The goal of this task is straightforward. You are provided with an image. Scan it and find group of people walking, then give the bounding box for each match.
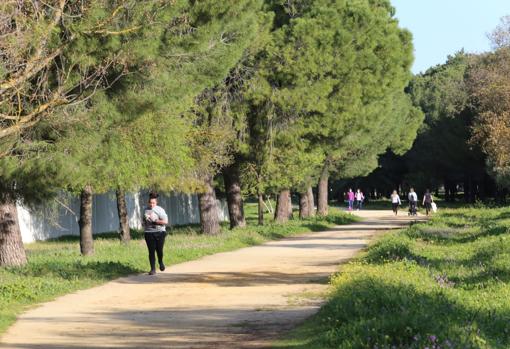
[345,187,435,216]
[390,188,435,216]
[346,188,365,211]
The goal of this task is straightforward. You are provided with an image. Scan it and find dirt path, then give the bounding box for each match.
[1,210,422,349]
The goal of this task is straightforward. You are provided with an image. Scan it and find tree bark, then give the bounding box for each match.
[79,185,94,256]
[275,189,291,223]
[288,192,294,219]
[116,188,130,243]
[198,175,220,235]
[317,166,329,216]
[307,186,315,217]
[257,193,264,226]
[299,191,310,219]
[223,165,246,229]
[0,197,27,267]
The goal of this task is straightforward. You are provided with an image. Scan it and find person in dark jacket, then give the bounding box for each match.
[422,189,434,216]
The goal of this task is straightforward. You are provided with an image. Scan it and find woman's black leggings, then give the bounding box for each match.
[144,231,166,271]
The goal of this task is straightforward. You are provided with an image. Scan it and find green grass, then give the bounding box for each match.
[0,205,357,335]
[274,206,510,349]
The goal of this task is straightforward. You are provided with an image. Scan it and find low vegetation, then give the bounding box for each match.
[275,207,510,349]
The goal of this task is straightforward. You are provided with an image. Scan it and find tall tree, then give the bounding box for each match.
[187,2,268,233]
[469,45,510,187]
[246,0,420,216]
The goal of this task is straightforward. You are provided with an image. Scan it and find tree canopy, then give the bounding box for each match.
[0,0,428,265]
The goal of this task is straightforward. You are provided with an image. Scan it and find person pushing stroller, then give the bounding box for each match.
[408,188,418,216]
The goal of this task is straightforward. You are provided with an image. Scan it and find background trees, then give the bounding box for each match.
[343,44,510,202]
[406,52,488,202]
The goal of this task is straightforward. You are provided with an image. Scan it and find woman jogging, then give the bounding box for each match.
[391,190,401,216]
[143,192,168,275]
[422,189,434,216]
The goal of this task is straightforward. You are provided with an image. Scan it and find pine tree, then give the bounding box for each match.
[238,0,420,218]
[469,46,510,188]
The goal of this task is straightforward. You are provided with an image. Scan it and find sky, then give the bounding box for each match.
[390,0,510,74]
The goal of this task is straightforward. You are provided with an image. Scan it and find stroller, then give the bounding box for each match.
[408,201,418,216]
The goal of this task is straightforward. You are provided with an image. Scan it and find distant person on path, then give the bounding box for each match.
[422,189,434,216]
[408,187,418,216]
[355,189,364,210]
[143,192,169,275]
[347,189,355,211]
[390,190,401,215]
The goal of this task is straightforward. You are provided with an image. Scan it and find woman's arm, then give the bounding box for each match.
[153,218,168,225]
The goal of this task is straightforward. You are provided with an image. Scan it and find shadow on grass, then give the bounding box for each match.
[275,277,510,349]
[11,260,141,280]
[48,230,145,242]
[47,224,207,243]
[302,223,331,231]
[405,221,509,244]
[365,228,510,292]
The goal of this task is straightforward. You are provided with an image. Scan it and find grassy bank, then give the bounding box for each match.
[275,207,510,349]
[0,205,356,335]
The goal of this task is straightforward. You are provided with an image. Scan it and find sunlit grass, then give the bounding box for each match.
[274,207,510,348]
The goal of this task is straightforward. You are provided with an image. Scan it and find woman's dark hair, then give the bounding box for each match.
[149,191,159,200]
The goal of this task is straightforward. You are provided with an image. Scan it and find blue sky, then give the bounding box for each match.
[391,0,510,74]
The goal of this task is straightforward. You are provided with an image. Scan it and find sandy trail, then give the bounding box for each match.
[0,210,422,349]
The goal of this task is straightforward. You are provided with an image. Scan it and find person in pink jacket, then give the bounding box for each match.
[347,188,355,211]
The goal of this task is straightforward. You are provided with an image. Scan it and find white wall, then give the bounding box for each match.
[18,192,229,243]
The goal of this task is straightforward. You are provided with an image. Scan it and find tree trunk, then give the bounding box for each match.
[288,192,294,219]
[307,186,315,217]
[299,191,310,219]
[79,185,94,256]
[275,189,291,223]
[198,176,220,235]
[0,197,27,267]
[444,179,455,202]
[317,166,329,216]
[257,193,264,226]
[223,165,246,229]
[116,188,130,243]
